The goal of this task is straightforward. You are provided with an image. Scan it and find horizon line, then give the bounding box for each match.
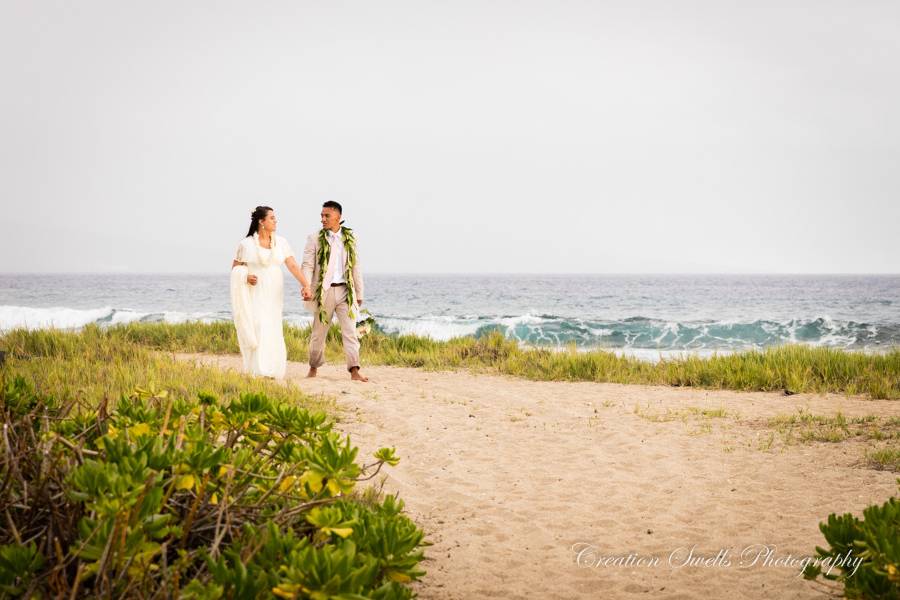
[1,271,899,277]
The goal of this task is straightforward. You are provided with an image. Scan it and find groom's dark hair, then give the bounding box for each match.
[322,200,342,214]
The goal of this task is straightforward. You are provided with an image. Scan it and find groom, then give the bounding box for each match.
[301,201,368,382]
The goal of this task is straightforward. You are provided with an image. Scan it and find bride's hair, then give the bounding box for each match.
[246,206,274,237]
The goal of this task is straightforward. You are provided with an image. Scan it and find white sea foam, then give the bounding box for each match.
[0,305,232,331]
[108,309,146,325]
[160,311,196,324]
[154,311,224,324]
[0,302,891,357]
[588,327,614,336]
[377,316,482,340]
[498,313,546,326]
[652,321,680,344]
[0,305,115,331]
[285,313,314,328]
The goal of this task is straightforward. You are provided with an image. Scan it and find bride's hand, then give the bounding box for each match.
[301,285,312,300]
[247,274,258,286]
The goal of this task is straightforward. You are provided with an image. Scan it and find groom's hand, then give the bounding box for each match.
[301,286,312,300]
[357,297,363,307]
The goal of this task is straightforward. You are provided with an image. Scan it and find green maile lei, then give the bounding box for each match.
[314,226,358,324]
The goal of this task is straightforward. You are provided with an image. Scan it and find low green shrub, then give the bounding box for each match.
[0,376,428,599]
[803,481,900,598]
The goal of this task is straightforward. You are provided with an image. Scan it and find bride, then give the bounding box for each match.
[230,206,311,379]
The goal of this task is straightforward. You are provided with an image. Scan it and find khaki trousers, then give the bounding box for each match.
[308,285,360,371]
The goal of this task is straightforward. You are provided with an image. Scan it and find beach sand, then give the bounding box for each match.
[176,353,899,599]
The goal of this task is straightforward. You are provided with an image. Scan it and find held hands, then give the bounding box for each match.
[294,284,356,303]
[247,274,258,286]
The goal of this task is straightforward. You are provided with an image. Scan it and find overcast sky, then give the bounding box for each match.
[1,0,898,274]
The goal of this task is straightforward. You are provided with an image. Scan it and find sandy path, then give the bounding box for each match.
[177,353,899,599]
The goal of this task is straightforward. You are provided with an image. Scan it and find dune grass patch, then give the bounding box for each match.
[766,410,899,444]
[865,446,900,471]
[758,409,900,472]
[0,325,331,415]
[19,322,897,399]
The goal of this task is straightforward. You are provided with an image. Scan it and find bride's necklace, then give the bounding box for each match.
[254,232,276,266]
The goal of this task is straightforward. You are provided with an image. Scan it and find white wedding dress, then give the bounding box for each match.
[230,233,294,379]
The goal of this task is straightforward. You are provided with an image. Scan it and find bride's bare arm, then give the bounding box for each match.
[232,242,254,283]
[232,260,256,284]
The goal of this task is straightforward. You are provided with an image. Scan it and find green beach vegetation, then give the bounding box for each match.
[1,324,897,597]
[762,410,900,471]
[0,327,428,598]
[803,480,900,598]
[766,411,900,445]
[0,325,330,415]
[24,321,898,399]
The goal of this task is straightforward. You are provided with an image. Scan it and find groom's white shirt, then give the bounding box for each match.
[300,229,364,314]
[326,229,345,285]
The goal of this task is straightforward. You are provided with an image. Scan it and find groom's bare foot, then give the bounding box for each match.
[349,367,368,382]
[306,367,317,378]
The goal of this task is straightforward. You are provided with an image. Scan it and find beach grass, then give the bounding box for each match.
[0,324,332,414]
[766,410,900,444]
[866,446,900,471]
[25,321,898,399]
[632,404,730,423]
[762,410,900,473]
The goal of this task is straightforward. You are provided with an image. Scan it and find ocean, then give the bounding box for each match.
[1,273,898,362]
